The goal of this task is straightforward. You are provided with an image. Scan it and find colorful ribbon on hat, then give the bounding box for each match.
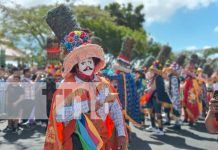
[152,60,162,70]
[63,31,90,52]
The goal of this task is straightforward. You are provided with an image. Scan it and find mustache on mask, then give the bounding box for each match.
[83,66,94,72]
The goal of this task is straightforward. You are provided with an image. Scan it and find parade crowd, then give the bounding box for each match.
[0,4,218,150]
[0,55,217,142]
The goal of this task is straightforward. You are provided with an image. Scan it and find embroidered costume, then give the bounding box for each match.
[103,37,143,126]
[44,5,127,150]
[183,63,201,125]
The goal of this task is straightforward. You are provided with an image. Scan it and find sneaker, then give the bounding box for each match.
[23,123,36,130]
[12,128,18,133]
[182,119,188,123]
[172,124,181,130]
[198,115,204,121]
[12,128,22,135]
[3,126,13,133]
[144,126,156,132]
[152,128,165,135]
[189,122,194,127]
[161,113,166,117]
[22,124,33,130]
[21,121,30,126]
[163,121,171,126]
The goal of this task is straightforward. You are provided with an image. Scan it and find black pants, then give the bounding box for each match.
[72,133,83,150]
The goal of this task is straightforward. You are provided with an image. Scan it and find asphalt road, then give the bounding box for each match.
[128,119,218,150]
[0,119,217,150]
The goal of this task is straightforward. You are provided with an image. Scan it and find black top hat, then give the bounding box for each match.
[116,37,135,66]
[46,4,80,42]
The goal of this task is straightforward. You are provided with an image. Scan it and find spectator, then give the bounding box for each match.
[3,74,24,134]
[205,80,218,133]
[0,67,6,116]
[21,68,36,128]
[7,67,21,82]
[205,98,218,133]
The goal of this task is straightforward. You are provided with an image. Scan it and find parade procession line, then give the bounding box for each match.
[0,119,217,150]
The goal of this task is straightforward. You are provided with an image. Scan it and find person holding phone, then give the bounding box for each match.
[205,82,218,133]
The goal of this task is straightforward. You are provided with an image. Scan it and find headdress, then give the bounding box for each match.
[46,5,105,77]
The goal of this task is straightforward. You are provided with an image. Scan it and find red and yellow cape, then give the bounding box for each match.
[44,74,127,150]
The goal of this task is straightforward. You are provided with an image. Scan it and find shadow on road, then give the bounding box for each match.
[129,132,164,150]
[150,133,207,150]
[166,122,217,142]
[148,121,217,150]
[190,121,210,134]
[2,123,46,144]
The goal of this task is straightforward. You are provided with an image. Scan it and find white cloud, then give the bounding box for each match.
[185,45,198,51]
[143,0,218,24]
[1,0,58,7]
[208,53,218,59]
[6,0,218,24]
[203,45,211,49]
[214,26,218,33]
[186,45,213,51]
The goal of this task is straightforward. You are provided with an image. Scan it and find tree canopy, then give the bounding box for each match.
[0,4,51,49]
[0,4,149,58]
[0,3,217,69]
[203,47,218,58]
[104,2,145,30]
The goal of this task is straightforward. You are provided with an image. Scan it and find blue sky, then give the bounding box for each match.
[145,2,218,52]
[4,0,218,52]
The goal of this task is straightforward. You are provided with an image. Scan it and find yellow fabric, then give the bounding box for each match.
[84,114,103,150]
[193,79,202,114]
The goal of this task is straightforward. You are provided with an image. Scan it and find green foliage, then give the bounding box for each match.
[79,19,147,56]
[74,5,114,22]
[104,2,145,30]
[203,47,218,58]
[75,5,147,57]
[1,3,217,69]
[168,52,176,63]
[146,42,161,57]
[0,4,149,64]
[0,5,52,49]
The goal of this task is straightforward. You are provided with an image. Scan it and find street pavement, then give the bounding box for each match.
[129,119,218,150]
[0,119,217,150]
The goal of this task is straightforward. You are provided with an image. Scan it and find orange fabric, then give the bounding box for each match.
[63,120,76,149]
[104,80,116,138]
[45,74,80,150]
[183,77,200,122]
[44,74,127,150]
[57,122,64,145]
[44,86,69,150]
[207,92,213,102]
[140,92,152,106]
[105,115,114,138]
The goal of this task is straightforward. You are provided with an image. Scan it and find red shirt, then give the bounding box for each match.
[216,121,218,127]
